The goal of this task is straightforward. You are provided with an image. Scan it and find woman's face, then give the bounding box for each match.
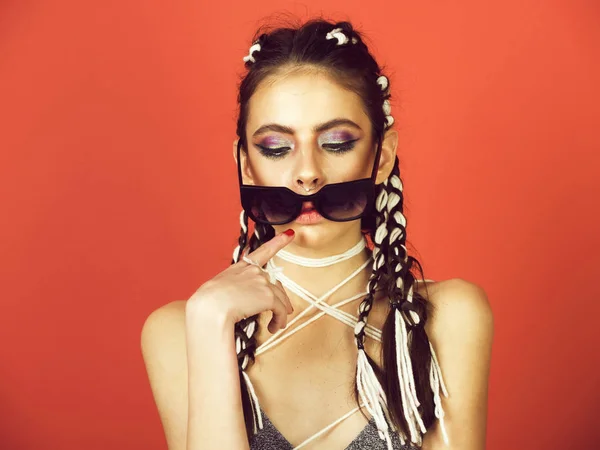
[239,70,380,249]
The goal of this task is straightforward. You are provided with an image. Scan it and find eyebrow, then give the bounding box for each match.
[252,118,362,137]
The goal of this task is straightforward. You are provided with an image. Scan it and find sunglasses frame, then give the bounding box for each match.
[236,137,384,225]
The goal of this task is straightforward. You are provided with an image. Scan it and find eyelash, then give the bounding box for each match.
[256,139,359,160]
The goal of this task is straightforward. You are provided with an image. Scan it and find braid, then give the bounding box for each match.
[353,177,397,444]
[237,221,275,373]
[231,210,249,264]
[354,161,433,446]
[381,161,433,444]
[355,177,390,350]
[242,34,265,66]
[384,162,428,327]
[231,211,253,368]
[231,212,276,439]
[352,64,448,444]
[249,222,275,253]
[230,210,261,437]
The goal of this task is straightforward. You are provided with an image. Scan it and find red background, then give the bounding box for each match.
[1,1,599,449]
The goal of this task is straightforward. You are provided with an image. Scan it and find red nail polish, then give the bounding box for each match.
[284,229,295,237]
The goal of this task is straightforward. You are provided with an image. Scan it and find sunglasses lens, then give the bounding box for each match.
[242,180,373,225]
[246,188,297,224]
[320,182,370,220]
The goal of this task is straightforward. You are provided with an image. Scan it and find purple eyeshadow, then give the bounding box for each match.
[320,131,355,143]
[261,136,289,147]
[258,130,357,148]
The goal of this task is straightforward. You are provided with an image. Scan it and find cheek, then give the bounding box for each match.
[325,151,373,181]
[250,160,295,185]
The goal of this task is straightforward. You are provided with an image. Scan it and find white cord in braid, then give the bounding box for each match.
[356,347,395,449]
[395,306,426,446]
[232,210,248,262]
[237,306,262,433]
[232,210,255,373]
[325,27,358,45]
[377,75,395,129]
[352,170,452,447]
[388,174,449,446]
[241,370,263,434]
[232,213,267,433]
[242,42,261,63]
[353,190,397,449]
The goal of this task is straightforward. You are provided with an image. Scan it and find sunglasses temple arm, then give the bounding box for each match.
[236,140,245,186]
[370,138,384,181]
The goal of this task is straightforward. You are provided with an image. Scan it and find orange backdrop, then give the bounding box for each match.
[1,1,599,449]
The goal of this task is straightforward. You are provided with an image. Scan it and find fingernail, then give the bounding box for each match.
[284,229,295,237]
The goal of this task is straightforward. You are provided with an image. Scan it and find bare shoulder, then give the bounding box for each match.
[140,300,189,450]
[421,278,494,368]
[423,278,493,334]
[421,278,494,449]
[142,300,187,332]
[141,300,187,358]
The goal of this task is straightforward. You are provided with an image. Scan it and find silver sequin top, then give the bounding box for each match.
[249,408,419,450]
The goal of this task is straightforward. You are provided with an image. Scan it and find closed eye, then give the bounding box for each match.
[255,144,290,159]
[256,139,359,160]
[322,139,359,153]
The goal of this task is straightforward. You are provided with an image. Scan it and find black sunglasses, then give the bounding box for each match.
[237,138,383,225]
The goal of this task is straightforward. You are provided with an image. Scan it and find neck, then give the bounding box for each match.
[269,235,373,316]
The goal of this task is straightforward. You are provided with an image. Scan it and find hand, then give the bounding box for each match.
[187,229,295,334]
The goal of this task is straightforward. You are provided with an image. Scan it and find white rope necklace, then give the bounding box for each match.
[242,237,382,448]
[241,236,447,449]
[275,238,367,267]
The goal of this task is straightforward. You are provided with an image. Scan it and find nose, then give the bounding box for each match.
[294,148,324,193]
[297,177,319,193]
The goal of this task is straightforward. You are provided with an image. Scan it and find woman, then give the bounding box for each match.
[141,18,494,450]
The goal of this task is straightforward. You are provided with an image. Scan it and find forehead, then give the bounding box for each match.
[246,70,370,136]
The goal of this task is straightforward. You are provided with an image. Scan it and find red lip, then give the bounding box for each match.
[295,208,323,225]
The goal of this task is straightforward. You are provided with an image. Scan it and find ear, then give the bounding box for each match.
[375,128,398,184]
[232,138,255,185]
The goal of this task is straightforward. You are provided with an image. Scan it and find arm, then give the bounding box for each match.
[185,300,249,449]
[141,230,294,449]
[421,279,494,450]
[141,300,250,450]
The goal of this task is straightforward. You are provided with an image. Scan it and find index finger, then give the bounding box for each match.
[246,229,295,267]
